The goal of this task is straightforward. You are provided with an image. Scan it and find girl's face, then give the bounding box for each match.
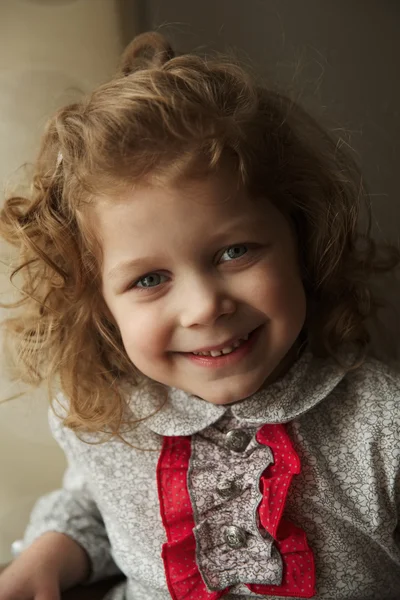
[97,171,306,405]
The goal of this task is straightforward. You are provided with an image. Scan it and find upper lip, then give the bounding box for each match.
[188,330,254,353]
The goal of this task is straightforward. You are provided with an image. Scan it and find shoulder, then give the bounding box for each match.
[47,392,69,438]
[47,393,106,449]
[313,356,399,441]
[312,357,400,483]
[332,356,400,443]
[47,390,163,453]
[344,356,400,406]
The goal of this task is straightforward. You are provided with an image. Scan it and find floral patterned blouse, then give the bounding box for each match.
[21,350,400,599]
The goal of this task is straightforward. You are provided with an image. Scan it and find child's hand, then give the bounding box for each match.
[0,555,61,599]
[0,531,90,599]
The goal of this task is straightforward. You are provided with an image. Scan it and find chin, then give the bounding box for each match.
[201,377,266,406]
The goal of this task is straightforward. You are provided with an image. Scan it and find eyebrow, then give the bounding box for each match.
[107,258,153,282]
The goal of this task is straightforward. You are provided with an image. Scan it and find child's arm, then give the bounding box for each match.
[18,403,123,586]
[0,530,90,598]
[21,462,122,585]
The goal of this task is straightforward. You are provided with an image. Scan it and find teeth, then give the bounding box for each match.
[221,346,234,355]
[192,334,250,357]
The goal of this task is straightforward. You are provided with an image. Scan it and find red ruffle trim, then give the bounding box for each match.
[157,426,315,599]
[157,436,228,599]
[247,424,315,597]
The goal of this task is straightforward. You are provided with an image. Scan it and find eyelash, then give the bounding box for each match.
[129,243,253,292]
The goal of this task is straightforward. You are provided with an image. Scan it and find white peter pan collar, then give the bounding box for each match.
[126,350,348,437]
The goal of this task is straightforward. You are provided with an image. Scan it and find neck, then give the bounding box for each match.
[261,339,305,390]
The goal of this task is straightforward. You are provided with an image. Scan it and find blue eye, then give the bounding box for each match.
[135,273,166,288]
[221,245,248,261]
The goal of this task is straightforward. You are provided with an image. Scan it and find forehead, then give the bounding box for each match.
[94,173,271,240]
[92,172,292,283]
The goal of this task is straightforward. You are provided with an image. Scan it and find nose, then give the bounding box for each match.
[178,274,236,328]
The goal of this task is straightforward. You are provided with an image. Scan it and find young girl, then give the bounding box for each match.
[0,31,399,600]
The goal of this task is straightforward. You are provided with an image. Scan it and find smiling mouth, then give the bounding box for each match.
[182,326,262,367]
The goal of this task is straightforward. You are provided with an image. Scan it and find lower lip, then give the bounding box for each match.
[183,326,262,368]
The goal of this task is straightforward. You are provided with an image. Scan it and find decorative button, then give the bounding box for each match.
[216,478,241,499]
[225,429,250,452]
[224,525,247,549]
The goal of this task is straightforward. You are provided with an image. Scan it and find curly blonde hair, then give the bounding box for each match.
[1,32,398,436]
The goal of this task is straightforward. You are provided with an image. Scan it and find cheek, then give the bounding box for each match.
[116,304,172,360]
[274,275,306,330]
[244,261,305,316]
[274,270,306,310]
[255,271,306,348]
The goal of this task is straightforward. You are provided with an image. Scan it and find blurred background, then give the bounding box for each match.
[0,0,399,564]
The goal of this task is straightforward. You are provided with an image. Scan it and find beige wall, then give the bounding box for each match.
[0,0,128,564]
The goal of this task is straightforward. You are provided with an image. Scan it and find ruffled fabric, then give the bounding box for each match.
[157,436,228,600]
[188,417,281,591]
[157,426,315,599]
[247,424,316,597]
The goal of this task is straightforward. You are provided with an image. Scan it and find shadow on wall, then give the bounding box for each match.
[118,0,145,43]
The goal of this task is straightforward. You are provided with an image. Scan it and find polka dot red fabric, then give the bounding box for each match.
[157,436,227,599]
[157,426,315,599]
